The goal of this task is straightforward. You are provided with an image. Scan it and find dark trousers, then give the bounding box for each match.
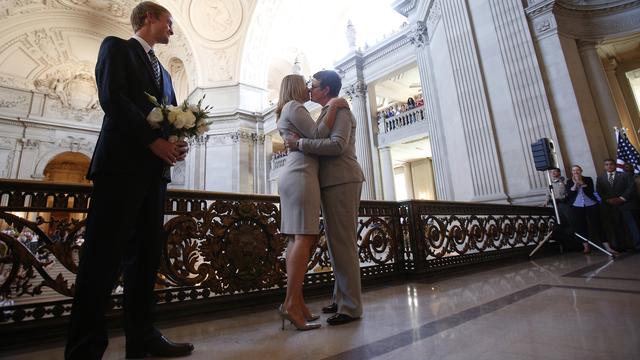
[569,205,606,245]
[65,174,167,360]
[604,205,640,250]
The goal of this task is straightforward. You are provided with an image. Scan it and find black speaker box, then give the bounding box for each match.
[531,138,558,171]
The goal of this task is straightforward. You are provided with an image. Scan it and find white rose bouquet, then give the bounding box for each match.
[145,92,212,142]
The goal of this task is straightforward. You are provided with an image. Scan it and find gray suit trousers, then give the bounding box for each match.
[321,182,363,318]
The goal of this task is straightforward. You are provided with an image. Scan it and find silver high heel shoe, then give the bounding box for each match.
[305,313,320,321]
[278,305,321,331]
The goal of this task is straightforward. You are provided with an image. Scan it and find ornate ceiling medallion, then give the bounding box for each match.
[189,0,243,42]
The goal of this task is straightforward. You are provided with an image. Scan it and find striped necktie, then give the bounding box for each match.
[608,172,615,187]
[148,49,161,88]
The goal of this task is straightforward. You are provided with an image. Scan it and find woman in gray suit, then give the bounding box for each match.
[276,74,347,330]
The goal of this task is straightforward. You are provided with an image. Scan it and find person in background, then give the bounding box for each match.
[542,168,573,251]
[566,165,619,256]
[407,97,416,109]
[596,159,640,251]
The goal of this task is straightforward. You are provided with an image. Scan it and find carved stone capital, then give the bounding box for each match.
[408,21,428,48]
[344,80,367,100]
[576,39,600,51]
[254,133,266,144]
[20,138,40,150]
[231,130,255,144]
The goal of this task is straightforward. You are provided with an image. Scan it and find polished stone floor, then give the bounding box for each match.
[4,252,639,360]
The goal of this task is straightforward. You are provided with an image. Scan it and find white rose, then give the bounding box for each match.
[196,123,210,136]
[147,107,164,124]
[173,116,186,129]
[177,110,197,129]
[167,106,180,124]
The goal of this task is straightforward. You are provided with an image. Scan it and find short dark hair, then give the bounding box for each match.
[549,167,560,172]
[604,158,615,163]
[313,70,342,97]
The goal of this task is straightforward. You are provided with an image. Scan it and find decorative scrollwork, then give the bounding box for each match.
[0,233,74,299]
[162,200,285,293]
[357,217,396,265]
[421,214,554,259]
[0,179,556,325]
[308,221,332,271]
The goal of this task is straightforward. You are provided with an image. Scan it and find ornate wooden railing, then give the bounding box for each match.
[0,179,554,329]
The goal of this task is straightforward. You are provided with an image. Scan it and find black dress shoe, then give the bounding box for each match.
[322,303,338,314]
[327,313,359,326]
[126,335,194,358]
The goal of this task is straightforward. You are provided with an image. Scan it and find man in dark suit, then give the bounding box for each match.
[65,2,193,359]
[596,158,640,251]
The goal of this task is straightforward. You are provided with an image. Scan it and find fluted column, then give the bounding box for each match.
[345,80,376,200]
[604,58,638,146]
[379,146,396,200]
[402,162,414,199]
[409,19,451,200]
[439,0,506,201]
[579,41,621,156]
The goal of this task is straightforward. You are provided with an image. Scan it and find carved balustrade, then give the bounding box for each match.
[0,179,553,327]
[380,106,425,134]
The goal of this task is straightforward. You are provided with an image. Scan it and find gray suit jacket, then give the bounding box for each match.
[298,105,365,188]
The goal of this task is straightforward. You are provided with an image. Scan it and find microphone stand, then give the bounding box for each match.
[530,172,613,258]
[529,171,560,257]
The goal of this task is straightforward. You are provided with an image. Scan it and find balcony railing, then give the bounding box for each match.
[270,155,287,171]
[0,179,554,339]
[379,106,425,134]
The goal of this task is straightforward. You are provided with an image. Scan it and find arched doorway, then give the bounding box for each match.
[39,151,91,238]
[43,151,90,184]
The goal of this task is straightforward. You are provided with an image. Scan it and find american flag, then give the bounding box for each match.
[616,131,640,174]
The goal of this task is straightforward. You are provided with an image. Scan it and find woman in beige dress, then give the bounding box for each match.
[276,74,347,330]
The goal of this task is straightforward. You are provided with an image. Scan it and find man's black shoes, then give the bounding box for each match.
[322,303,338,314]
[327,313,359,326]
[126,335,194,358]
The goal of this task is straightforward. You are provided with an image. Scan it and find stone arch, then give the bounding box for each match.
[168,57,189,103]
[34,150,92,183]
[238,0,287,89]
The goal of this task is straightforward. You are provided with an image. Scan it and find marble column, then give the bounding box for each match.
[439,0,506,202]
[379,146,396,200]
[366,87,384,200]
[622,69,640,137]
[409,20,452,200]
[604,58,638,146]
[345,80,376,200]
[578,41,621,156]
[403,162,414,199]
[263,134,273,194]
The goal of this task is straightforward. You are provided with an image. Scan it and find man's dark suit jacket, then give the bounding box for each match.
[596,171,638,210]
[566,176,599,206]
[88,37,177,181]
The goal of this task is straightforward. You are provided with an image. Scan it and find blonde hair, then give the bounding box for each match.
[130,1,170,32]
[276,74,308,120]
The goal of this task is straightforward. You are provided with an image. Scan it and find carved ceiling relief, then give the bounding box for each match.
[57,0,139,22]
[189,0,243,42]
[33,63,99,112]
[240,0,283,87]
[208,49,233,82]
